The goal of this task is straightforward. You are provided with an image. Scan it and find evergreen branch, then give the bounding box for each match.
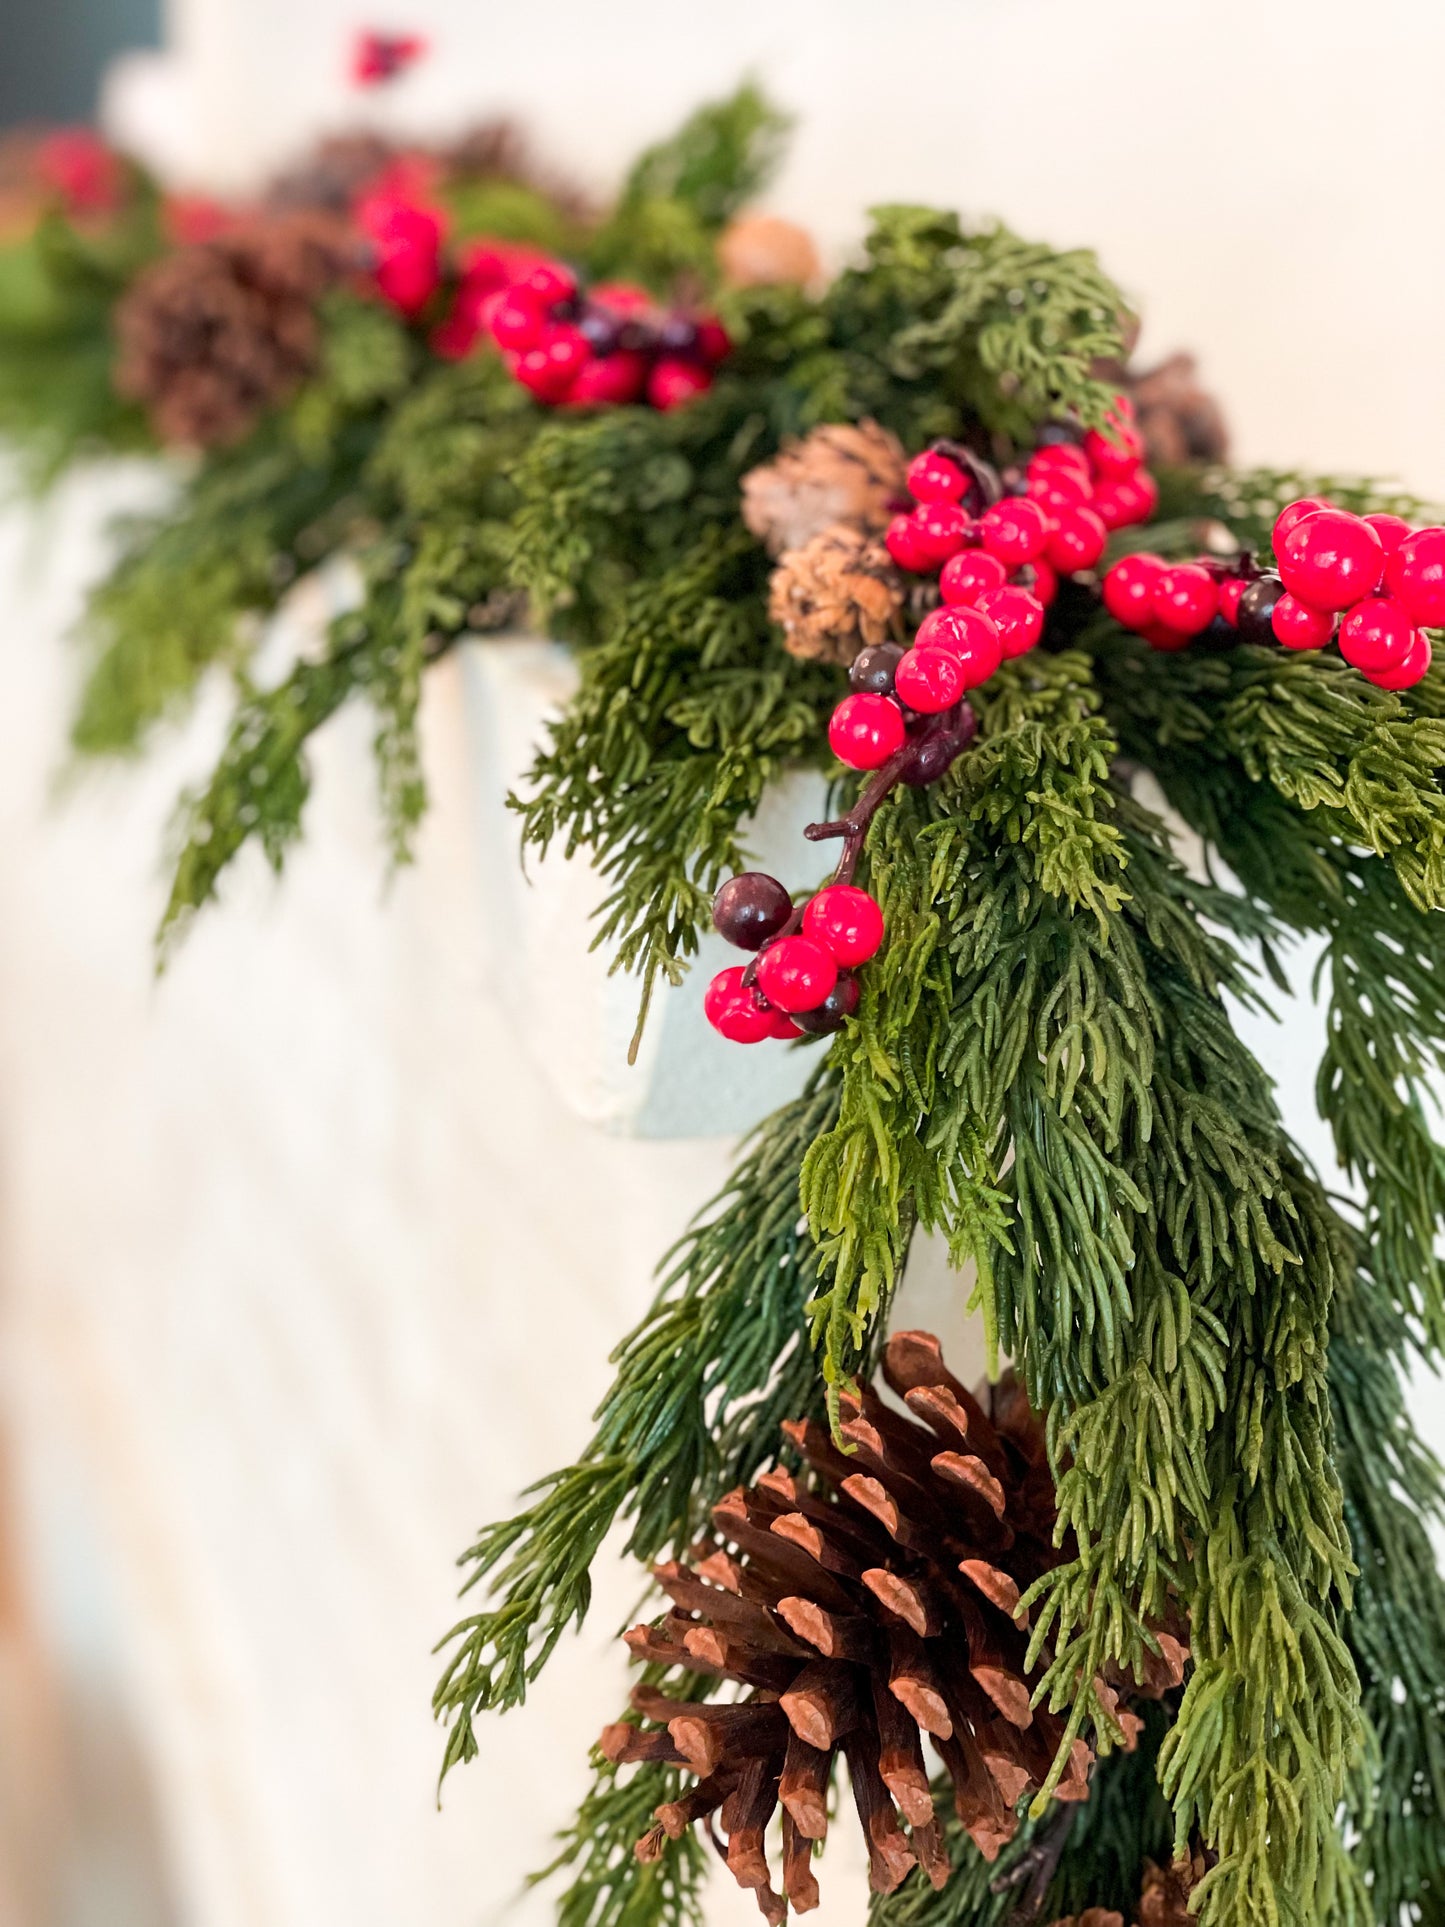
[532,1742,710,1927]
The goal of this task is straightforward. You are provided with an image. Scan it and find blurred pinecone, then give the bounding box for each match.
[743,421,908,558]
[1093,348,1229,468]
[440,118,597,228]
[264,133,399,214]
[1048,1849,1207,1927]
[1049,1912,1125,1927]
[718,212,822,290]
[114,212,357,447]
[604,1332,1123,1920]
[768,524,905,665]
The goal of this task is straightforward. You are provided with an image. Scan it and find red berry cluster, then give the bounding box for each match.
[476,264,730,408]
[705,874,886,1042]
[355,176,448,317]
[1102,498,1439,690]
[884,400,1159,588]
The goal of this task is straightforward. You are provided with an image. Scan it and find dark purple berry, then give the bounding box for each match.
[713,871,793,950]
[657,314,701,358]
[1036,419,1085,446]
[850,643,904,696]
[579,307,622,355]
[1237,573,1284,646]
[790,973,861,1035]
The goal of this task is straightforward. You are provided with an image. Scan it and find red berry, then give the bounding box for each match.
[755,937,838,1014]
[912,501,972,565]
[695,317,732,366]
[939,550,1008,605]
[1278,510,1384,612]
[885,513,935,573]
[976,585,1044,658]
[1028,471,1092,514]
[1152,564,1218,635]
[1368,629,1432,691]
[1029,444,1091,484]
[490,290,546,352]
[763,1007,803,1039]
[648,359,712,410]
[1046,505,1108,575]
[1021,559,1059,606]
[803,886,885,967]
[1092,469,1159,531]
[1272,496,1334,552]
[704,967,774,1043]
[1143,621,1194,652]
[907,450,968,504]
[590,281,653,316]
[895,646,965,713]
[1271,593,1337,651]
[1362,512,1412,556]
[828,693,906,770]
[514,325,590,400]
[1083,413,1145,479]
[1217,577,1248,626]
[979,498,1052,567]
[1384,526,1445,628]
[564,351,649,406]
[1338,597,1417,674]
[1102,553,1166,628]
[912,606,1003,687]
[517,261,576,306]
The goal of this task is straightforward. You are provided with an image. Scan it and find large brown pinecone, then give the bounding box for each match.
[743,421,909,558]
[768,524,906,665]
[603,1332,1185,1921]
[114,212,358,447]
[264,133,399,213]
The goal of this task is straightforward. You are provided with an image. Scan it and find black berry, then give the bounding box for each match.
[579,308,622,355]
[657,314,701,359]
[1237,573,1284,646]
[713,872,794,951]
[790,974,861,1035]
[850,644,904,696]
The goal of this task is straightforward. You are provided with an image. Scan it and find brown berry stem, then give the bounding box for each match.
[803,701,979,886]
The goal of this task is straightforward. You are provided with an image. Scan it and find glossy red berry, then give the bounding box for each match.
[1338,597,1417,674]
[979,498,1052,567]
[1271,593,1337,651]
[1278,510,1384,612]
[514,325,590,400]
[517,261,577,306]
[1368,630,1432,690]
[1092,469,1159,531]
[713,872,794,950]
[564,350,648,406]
[828,693,906,770]
[755,937,838,1014]
[1272,496,1334,551]
[1143,621,1194,653]
[1362,512,1412,556]
[490,290,546,352]
[695,317,732,366]
[885,514,934,573]
[1102,553,1166,627]
[895,646,965,713]
[907,450,968,504]
[912,606,1003,687]
[1384,526,1445,628]
[1020,559,1059,606]
[803,886,885,967]
[975,585,1044,658]
[1046,505,1108,575]
[911,501,972,565]
[648,359,712,410]
[1029,443,1091,484]
[1028,472,1092,515]
[1083,414,1145,478]
[1217,577,1248,626]
[940,550,1008,606]
[704,967,774,1043]
[1152,564,1218,635]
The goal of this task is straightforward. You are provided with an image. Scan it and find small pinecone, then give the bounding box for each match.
[1136,1850,1209,1926]
[603,1332,1171,1922]
[719,212,823,290]
[1049,1912,1125,1927]
[264,133,399,213]
[439,119,596,228]
[769,524,906,666]
[743,421,909,559]
[114,212,357,447]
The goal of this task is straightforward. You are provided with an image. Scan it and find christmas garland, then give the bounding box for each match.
[5,86,1445,1927]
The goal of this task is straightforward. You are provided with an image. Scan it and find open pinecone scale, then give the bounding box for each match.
[600,1331,1185,1921]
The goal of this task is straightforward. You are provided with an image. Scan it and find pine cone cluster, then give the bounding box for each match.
[743,421,909,558]
[114,212,358,447]
[768,525,906,664]
[1049,1850,1207,1927]
[603,1332,1184,1920]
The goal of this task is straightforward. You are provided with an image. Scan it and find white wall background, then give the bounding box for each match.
[0,4,1442,1924]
